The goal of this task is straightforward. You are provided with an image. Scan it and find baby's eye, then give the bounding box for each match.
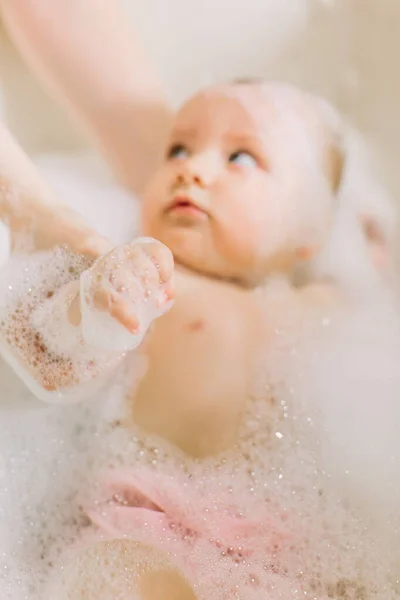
[228,151,258,168]
[167,144,189,160]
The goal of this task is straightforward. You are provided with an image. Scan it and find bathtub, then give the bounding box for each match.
[0,0,399,598]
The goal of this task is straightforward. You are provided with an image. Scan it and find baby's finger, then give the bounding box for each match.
[163,277,175,302]
[90,287,140,333]
[154,277,175,315]
[90,286,111,312]
[108,295,141,334]
[131,255,163,297]
[139,239,174,283]
[110,266,144,299]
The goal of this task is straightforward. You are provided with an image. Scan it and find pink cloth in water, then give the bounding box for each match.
[86,469,296,599]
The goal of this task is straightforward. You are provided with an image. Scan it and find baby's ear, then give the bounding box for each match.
[360,215,389,273]
[327,134,346,194]
[312,95,346,194]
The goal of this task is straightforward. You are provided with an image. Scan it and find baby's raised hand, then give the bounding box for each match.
[80,237,174,352]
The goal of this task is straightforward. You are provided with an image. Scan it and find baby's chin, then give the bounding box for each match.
[173,248,264,287]
[141,221,265,285]
[157,233,236,281]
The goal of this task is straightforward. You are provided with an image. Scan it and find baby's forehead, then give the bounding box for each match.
[173,83,325,141]
[171,83,342,177]
[175,84,276,126]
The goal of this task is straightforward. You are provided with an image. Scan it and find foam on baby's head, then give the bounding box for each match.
[157,80,351,283]
[209,80,399,291]
[194,80,345,260]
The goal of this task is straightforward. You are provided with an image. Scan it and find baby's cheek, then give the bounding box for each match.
[223,220,266,269]
[227,215,256,247]
[142,171,169,211]
[236,208,270,250]
[140,192,161,234]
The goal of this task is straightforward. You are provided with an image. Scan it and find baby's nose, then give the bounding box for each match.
[176,171,204,188]
[176,152,219,188]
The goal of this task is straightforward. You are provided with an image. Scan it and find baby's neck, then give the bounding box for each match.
[174,258,296,293]
[173,257,249,289]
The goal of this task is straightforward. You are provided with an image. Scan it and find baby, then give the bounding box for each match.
[0,79,346,442]
[122,80,348,458]
[1,80,395,599]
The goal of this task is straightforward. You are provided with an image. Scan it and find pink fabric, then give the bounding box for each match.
[86,469,296,598]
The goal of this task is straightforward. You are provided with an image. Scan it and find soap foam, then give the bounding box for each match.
[80,237,170,353]
[41,285,400,600]
[0,248,125,404]
[1,145,400,599]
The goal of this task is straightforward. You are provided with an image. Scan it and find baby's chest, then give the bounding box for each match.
[130,284,263,456]
[151,293,248,379]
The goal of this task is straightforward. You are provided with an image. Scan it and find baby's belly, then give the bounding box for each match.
[129,307,250,458]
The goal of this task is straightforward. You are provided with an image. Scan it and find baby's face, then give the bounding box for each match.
[141,84,334,285]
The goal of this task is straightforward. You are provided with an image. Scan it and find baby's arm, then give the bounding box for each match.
[0,238,174,401]
[0,0,173,195]
[0,120,111,257]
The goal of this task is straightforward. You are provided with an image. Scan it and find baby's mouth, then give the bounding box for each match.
[166,195,209,221]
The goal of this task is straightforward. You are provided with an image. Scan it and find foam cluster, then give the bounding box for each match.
[0,248,123,404]
[38,286,400,600]
[2,285,400,599]
[1,160,399,599]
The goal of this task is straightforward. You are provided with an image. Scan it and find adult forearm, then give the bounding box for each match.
[1,0,173,194]
[0,121,111,256]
